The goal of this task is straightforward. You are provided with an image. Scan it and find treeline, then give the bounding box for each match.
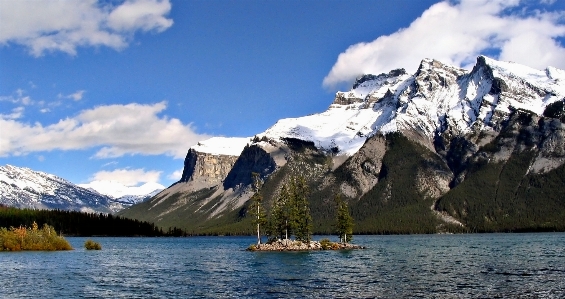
[0,205,187,236]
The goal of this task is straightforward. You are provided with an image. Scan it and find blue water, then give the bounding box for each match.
[1,234,564,298]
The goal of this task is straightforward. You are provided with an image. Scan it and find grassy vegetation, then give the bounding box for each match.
[84,239,102,250]
[0,222,72,251]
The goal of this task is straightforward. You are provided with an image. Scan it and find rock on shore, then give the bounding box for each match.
[247,238,365,251]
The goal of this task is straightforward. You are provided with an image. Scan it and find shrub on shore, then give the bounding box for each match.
[0,222,72,251]
[84,239,102,250]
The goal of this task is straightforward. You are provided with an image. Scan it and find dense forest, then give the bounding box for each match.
[0,205,186,236]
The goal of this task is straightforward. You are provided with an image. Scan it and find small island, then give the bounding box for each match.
[247,174,364,251]
[248,238,364,251]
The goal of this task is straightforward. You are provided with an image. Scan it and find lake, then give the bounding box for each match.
[0,234,564,298]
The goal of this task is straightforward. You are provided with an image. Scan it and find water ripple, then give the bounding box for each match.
[1,234,565,298]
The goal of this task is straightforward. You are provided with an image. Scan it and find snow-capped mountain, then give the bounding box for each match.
[0,164,116,213]
[0,165,161,213]
[121,55,565,234]
[258,56,565,154]
[184,56,564,159]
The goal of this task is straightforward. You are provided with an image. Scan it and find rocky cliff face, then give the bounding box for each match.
[180,149,240,185]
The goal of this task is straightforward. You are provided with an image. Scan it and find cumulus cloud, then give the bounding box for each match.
[79,168,166,197]
[89,168,161,186]
[0,0,173,56]
[0,101,210,158]
[323,0,565,88]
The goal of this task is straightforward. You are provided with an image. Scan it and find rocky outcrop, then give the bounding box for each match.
[223,145,277,190]
[336,135,387,197]
[179,149,239,185]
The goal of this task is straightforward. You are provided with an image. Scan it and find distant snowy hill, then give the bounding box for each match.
[0,165,161,213]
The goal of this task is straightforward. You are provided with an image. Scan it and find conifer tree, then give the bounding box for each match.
[335,194,354,243]
[269,184,292,240]
[249,172,266,244]
[290,176,312,243]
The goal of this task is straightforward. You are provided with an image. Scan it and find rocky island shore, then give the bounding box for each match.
[247,238,365,251]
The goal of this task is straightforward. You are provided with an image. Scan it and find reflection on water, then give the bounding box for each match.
[0,234,564,298]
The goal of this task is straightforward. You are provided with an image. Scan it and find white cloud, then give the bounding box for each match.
[0,89,33,105]
[89,168,161,186]
[323,0,565,88]
[107,0,173,32]
[0,101,211,158]
[59,90,86,101]
[0,107,25,120]
[0,0,173,56]
[167,168,183,180]
[79,168,165,198]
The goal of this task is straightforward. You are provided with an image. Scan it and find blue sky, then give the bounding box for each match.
[1,0,565,193]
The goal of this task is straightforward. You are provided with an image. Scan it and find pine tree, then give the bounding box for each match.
[290,176,312,243]
[335,194,354,243]
[267,175,313,242]
[249,172,266,244]
[269,184,292,240]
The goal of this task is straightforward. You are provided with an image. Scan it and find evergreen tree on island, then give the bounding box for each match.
[335,194,354,243]
[269,183,292,240]
[249,172,266,245]
[289,176,312,243]
[267,175,312,242]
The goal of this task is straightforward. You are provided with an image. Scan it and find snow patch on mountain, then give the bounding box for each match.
[191,137,251,156]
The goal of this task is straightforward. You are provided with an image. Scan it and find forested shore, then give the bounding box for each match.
[0,205,186,237]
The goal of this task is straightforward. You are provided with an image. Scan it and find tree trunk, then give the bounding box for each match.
[256,205,261,245]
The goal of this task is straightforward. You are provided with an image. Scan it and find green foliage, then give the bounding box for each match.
[319,238,332,250]
[334,194,354,243]
[290,176,313,242]
[436,150,565,232]
[0,222,72,251]
[268,184,293,239]
[266,175,312,242]
[84,239,102,250]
